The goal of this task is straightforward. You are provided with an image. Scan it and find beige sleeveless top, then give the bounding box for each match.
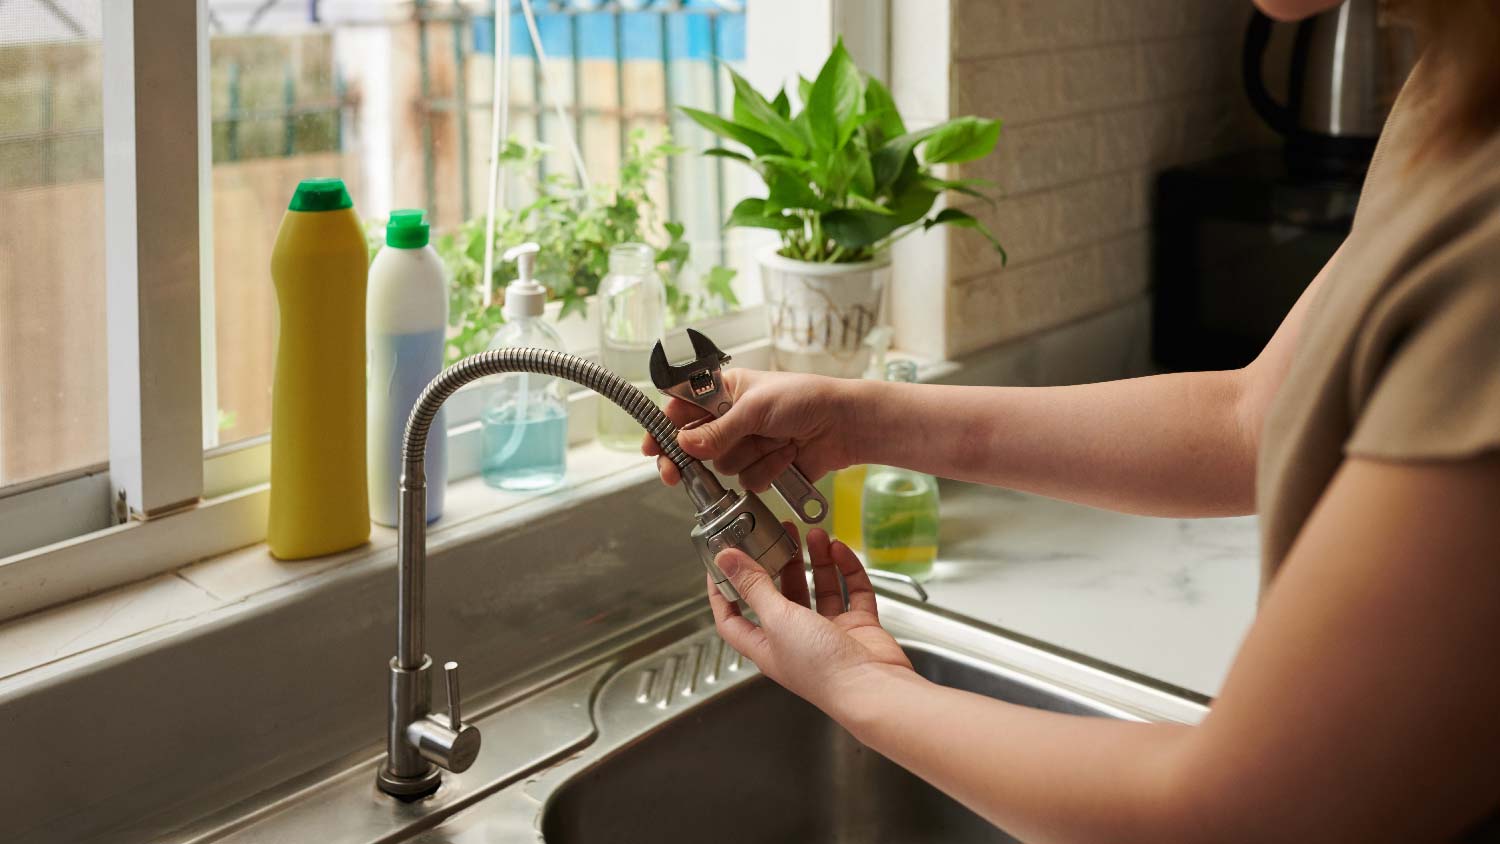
[1257,58,1500,590]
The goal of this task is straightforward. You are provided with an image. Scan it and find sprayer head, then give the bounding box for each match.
[688,485,800,602]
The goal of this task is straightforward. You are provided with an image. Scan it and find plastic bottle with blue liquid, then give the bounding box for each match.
[481,243,568,490]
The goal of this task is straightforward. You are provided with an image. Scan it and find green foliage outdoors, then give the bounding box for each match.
[368,130,738,365]
[680,38,1006,265]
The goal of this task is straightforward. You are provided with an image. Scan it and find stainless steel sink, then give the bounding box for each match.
[183,598,1204,844]
[540,643,1124,844]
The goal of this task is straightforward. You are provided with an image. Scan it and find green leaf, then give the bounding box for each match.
[729,69,807,155]
[558,294,589,322]
[872,130,935,192]
[884,163,940,226]
[678,106,781,156]
[771,88,791,119]
[807,38,863,151]
[822,208,904,249]
[921,116,1002,164]
[920,175,999,206]
[846,195,893,215]
[862,76,906,140]
[758,154,817,176]
[703,147,752,164]
[726,197,801,231]
[797,75,814,108]
[923,208,1007,264]
[765,168,829,213]
[704,265,740,308]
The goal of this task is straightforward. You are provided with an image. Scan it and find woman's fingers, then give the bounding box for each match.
[777,522,810,608]
[807,528,845,617]
[714,547,788,624]
[713,435,788,476]
[739,445,798,493]
[830,538,879,618]
[663,396,711,428]
[706,572,766,659]
[654,455,681,486]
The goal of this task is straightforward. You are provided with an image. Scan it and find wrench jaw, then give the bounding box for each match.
[648,329,734,415]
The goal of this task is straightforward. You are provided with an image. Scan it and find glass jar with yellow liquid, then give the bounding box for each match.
[858,360,939,579]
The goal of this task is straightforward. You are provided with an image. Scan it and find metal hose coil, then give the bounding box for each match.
[401,347,693,478]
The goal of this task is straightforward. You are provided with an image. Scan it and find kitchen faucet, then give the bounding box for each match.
[376,346,800,799]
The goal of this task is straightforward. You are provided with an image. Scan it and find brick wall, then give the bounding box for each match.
[898,0,1269,361]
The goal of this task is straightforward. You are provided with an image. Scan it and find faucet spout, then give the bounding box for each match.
[376,347,798,799]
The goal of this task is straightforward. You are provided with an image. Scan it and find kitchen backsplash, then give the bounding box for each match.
[892,0,1272,372]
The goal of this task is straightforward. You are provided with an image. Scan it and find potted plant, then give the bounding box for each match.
[370,131,739,366]
[681,39,1004,376]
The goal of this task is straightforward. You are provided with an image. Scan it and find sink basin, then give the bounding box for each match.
[192,599,1201,844]
[540,643,1128,844]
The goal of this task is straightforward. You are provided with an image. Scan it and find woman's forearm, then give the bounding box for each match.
[844,369,1258,517]
[836,665,1196,844]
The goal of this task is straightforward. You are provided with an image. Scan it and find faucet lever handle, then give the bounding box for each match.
[443,660,462,730]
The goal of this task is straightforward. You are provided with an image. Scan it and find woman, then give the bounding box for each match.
[643,0,1500,840]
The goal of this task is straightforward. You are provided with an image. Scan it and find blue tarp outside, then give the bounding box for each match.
[470,0,745,62]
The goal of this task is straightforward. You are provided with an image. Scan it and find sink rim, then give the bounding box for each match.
[174,592,1208,844]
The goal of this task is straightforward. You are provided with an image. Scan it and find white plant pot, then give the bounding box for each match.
[757,244,891,378]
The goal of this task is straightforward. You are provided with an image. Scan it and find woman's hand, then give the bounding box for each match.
[707,525,916,717]
[640,369,863,492]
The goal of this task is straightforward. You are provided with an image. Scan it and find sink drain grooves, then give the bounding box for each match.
[655,655,683,708]
[705,637,725,684]
[634,669,656,704]
[682,644,704,697]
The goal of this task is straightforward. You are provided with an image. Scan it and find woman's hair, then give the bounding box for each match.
[1387,0,1500,162]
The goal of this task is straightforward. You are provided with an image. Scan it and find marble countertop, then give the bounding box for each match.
[920,481,1260,697]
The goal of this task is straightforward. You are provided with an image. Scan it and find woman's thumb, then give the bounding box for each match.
[715,548,783,620]
[676,412,745,458]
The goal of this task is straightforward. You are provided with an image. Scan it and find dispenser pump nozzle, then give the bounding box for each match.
[502,242,545,319]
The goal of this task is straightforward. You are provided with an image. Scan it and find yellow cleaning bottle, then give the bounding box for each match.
[267,178,371,559]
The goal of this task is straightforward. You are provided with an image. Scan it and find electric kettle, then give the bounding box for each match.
[1243,0,1417,175]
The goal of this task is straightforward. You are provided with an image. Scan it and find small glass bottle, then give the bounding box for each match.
[597,244,666,450]
[861,359,940,579]
[481,243,568,491]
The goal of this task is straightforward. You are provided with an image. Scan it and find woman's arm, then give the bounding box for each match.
[718,453,1500,843]
[656,256,1336,519]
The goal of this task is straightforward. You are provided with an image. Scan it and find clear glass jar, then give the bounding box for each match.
[596,244,667,450]
[861,360,939,579]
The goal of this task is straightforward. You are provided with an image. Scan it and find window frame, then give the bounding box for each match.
[0,0,890,624]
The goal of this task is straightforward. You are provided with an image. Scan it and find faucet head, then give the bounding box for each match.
[690,487,799,602]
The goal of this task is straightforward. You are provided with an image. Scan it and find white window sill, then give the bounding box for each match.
[0,306,771,622]
[0,440,662,688]
[0,325,959,690]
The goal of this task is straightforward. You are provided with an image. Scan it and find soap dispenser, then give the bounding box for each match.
[480,243,568,490]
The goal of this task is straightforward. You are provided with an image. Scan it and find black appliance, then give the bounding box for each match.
[1151,150,1361,372]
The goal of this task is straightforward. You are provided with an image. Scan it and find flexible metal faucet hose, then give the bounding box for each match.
[401,347,694,482]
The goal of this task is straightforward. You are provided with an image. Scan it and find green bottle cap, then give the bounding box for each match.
[288,177,353,212]
[385,208,430,248]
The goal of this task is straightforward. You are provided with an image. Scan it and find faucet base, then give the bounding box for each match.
[377,764,443,801]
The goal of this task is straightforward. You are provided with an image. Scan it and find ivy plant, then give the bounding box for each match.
[369,130,738,365]
[681,39,1005,265]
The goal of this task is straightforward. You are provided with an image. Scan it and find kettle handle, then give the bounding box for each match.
[1242,10,1299,137]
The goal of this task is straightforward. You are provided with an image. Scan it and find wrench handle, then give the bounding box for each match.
[772,463,828,524]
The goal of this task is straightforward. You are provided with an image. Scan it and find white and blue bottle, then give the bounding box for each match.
[481,243,568,490]
[367,209,448,526]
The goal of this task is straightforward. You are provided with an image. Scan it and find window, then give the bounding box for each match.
[205,0,750,449]
[1,0,823,622]
[0,1,106,487]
